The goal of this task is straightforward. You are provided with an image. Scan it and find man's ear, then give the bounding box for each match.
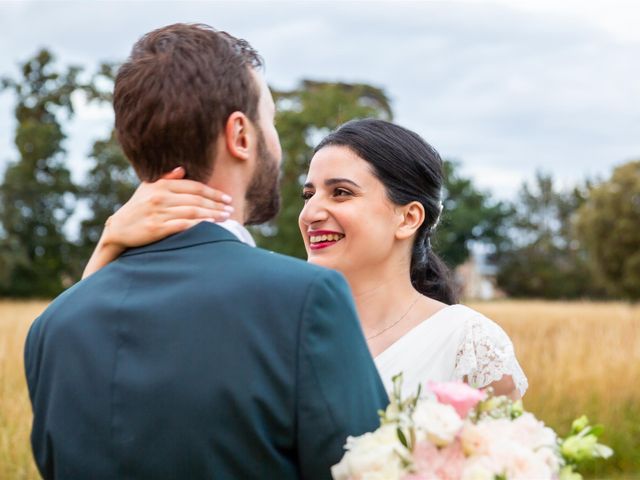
[395,201,426,240]
[224,111,252,161]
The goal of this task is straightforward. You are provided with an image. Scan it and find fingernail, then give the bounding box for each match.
[224,205,235,213]
[220,212,231,218]
[222,194,232,203]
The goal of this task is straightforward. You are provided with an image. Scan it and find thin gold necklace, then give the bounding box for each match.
[366,295,420,341]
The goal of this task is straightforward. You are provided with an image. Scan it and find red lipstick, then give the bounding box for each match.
[308,230,344,250]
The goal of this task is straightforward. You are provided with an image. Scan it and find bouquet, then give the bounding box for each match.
[332,375,611,480]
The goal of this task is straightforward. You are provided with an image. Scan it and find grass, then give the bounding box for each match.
[468,301,640,479]
[1,300,639,479]
[0,301,47,480]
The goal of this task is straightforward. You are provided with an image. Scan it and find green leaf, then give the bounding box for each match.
[589,424,605,437]
[396,428,409,449]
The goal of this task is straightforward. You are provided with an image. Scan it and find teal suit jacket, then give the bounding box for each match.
[25,223,388,479]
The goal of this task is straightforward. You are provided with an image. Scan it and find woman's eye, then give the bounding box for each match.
[301,191,313,201]
[334,188,352,198]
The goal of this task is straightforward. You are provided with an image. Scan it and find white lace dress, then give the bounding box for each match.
[374,304,528,397]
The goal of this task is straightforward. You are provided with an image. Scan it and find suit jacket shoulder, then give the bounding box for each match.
[24,222,387,480]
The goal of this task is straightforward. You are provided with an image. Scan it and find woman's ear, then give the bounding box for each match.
[395,201,425,240]
[224,111,252,161]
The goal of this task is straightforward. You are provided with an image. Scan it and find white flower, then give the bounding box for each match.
[511,413,558,450]
[412,400,463,447]
[536,446,561,474]
[460,422,494,456]
[459,415,559,480]
[331,425,408,480]
[502,444,555,479]
[461,457,498,480]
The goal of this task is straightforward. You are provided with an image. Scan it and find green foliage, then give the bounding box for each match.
[435,160,513,268]
[575,161,640,300]
[0,50,85,297]
[70,63,137,277]
[252,80,393,257]
[68,130,137,278]
[79,131,137,246]
[495,172,605,299]
[543,397,640,479]
[0,50,636,304]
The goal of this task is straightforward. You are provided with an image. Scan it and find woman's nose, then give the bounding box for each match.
[300,195,329,226]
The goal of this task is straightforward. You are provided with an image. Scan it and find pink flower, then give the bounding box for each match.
[412,440,465,480]
[460,422,494,456]
[428,381,486,418]
[412,440,439,474]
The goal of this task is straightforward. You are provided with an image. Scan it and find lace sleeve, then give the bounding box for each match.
[453,316,528,397]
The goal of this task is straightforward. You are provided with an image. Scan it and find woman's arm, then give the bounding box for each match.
[486,374,520,400]
[82,167,234,279]
[461,373,519,401]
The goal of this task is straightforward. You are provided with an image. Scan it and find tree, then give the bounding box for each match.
[0,50,85,297]
[434,160,512,268]
[252,80,393,258]
[495,172,604,298]
[71,64,137,276]
[69,130,138,275]
[575,161,640,300]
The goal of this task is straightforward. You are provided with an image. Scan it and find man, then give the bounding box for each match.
[24,23,387,479]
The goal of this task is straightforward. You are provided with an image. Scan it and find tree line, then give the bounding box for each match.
[1,50,638,300]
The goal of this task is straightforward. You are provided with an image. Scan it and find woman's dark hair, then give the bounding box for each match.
[315,118,458,305]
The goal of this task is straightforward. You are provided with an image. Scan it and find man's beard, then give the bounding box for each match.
[244,130,281,225]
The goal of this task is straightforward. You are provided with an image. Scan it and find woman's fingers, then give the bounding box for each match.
[157,193,234,213]
[160,205,231,222]
[160,166,187,180]
[162,179,232,204]
[99,174,234,250]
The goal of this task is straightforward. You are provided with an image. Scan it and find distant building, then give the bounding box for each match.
[455,248,505,300]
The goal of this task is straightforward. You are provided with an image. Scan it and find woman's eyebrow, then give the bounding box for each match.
[324,178,362,188]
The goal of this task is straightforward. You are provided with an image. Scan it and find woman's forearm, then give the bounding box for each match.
[82,219,126,279]
[81,168,233,280]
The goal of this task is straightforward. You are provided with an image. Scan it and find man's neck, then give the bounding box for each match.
[207,175,247,225]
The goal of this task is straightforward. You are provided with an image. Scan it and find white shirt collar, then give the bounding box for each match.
[216,220,256,247]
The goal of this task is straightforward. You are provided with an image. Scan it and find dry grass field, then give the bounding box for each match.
[468,301,640,479]
[0,301,47,479]
[1,300,639,479]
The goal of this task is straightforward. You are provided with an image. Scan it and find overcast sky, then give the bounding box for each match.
[1,0,638,199]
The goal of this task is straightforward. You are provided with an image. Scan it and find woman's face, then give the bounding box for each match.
[298,145,404,276]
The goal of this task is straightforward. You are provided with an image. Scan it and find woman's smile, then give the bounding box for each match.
[308,230,346,250]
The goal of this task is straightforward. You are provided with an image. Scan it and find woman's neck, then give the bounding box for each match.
[347,265,418,339]
[345,261,448,358]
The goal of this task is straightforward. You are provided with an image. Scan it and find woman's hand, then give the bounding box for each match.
[102,166,233,248]
[82,167,234,279]
[487,374,520,400]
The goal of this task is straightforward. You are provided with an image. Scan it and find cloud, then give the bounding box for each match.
[0,0,638,198]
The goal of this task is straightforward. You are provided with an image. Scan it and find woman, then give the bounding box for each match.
[84,119,527,398]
